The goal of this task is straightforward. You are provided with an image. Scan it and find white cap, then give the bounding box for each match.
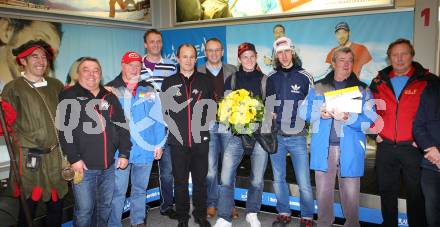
[273,37,294,53]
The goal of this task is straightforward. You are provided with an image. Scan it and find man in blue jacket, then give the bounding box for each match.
[413,78,440,227]
[108,51,166,227]
[267,37,314,227]
[299,47,376,227]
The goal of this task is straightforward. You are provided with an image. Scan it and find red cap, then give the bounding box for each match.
[15,45,54,66]
[13,40,54,66]
[237,42,256,57]
[121,51,142,64]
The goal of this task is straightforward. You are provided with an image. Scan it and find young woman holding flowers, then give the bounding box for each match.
[213,42,275,227]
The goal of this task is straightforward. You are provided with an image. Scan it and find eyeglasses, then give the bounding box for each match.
[206,48,223,53]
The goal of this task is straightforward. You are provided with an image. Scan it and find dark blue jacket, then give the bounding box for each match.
[413,77,440,171]
[268,64,313,135]
[224,68,275,99]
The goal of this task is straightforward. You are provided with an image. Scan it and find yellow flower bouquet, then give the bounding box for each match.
[217,89,264,135]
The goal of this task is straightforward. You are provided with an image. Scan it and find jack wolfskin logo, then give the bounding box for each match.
[291,84,301,93]
[404,89,417,95]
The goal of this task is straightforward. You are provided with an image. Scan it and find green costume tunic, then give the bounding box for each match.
[2,77,68,202]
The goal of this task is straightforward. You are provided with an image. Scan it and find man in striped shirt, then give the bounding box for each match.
[140,28,178,220]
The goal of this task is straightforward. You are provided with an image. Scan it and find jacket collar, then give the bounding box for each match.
[106,73,154,90]
[276,63,303,73]
[178,70,197,82]
[378,61,430,82]
[320,70,366,89]
[73,82,109,99]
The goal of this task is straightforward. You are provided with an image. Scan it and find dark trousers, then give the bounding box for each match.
[421,168,440,227]
[18,198,63,227]
[170,143,209,222]
[375,143,426,227]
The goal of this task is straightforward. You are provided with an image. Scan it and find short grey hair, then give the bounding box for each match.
[331,47,354,63]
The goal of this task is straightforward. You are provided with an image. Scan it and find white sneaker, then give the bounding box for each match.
[213,218,232,227]
[246,213,261,227]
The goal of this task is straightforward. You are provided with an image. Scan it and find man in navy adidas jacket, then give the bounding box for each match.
[267,37,314,227]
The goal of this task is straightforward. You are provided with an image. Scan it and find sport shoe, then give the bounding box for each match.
[213,218,232,227]
[272,214,292,224]
[207,207,217,218]
[300,217,314,227]
[245,213,261,227]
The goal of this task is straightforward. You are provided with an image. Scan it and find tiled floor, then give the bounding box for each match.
[122,206,325,227]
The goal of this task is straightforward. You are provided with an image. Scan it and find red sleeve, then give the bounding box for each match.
[0,101,17,135]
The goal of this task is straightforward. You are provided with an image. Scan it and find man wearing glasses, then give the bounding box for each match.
[197,38,237,219]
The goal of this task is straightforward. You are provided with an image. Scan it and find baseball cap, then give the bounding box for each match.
[335,22,350,32]
[121,51,142,64]
[237,42,257,57]
[12,39,54,65]
[273,37,294,53]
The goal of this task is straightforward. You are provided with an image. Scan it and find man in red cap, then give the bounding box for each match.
[1,39,68,227]
[107,51,166,227]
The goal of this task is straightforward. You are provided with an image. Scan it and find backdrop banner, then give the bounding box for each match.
[0,0,151,23]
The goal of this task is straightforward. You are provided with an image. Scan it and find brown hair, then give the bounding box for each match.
[386,38,415,58]
[205,37,223,49]
[177,43,197,57]
[143,28,162,43]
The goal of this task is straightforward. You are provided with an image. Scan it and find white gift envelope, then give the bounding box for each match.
[324,86,362,113]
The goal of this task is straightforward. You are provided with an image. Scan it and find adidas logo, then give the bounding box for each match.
[291,84,301,93]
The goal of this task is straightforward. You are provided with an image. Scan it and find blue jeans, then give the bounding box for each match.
[159,144,174,212]
[109,163,153,227]
[72,165,115,227]
[217,135,268,222]
[207,123,231,208]
[270,135,314,218]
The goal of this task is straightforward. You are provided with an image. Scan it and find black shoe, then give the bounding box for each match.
[161,209,178,220]
[194,217,211,227]
[177,221,188,227]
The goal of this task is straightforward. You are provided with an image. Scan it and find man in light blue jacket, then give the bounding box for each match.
[108,51,166,227]
[299,47,376,227]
